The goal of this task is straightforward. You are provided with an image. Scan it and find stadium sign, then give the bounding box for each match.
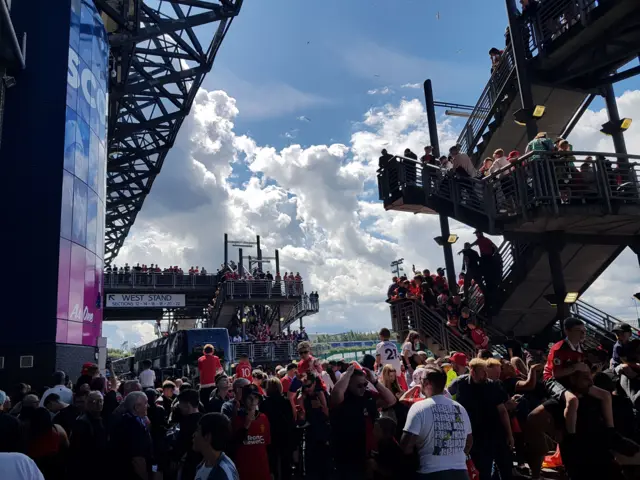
[106,293,186,308]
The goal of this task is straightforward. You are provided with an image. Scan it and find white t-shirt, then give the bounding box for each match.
[39,385,73,407]
[0,453,45,480]
[376,340,402,373]
[404,395,472,474]
[139,369,156,388]
[402,341,416,369]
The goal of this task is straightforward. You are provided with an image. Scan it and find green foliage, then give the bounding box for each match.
[314,330,383,343]
[107,348,129,359]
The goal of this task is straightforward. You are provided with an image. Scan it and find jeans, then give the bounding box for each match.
[471,438,513,480]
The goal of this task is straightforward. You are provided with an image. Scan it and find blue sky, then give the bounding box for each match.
[105,0,640,346]
[206,0,640,150]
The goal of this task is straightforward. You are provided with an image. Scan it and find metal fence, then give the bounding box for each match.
[525,0,601,58]
[229,341,297,364]
[381,151,640,225]
[104,271,218,288]
[223,280,304,299]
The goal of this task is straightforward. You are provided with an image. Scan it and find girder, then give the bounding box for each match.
[94,0,243,263]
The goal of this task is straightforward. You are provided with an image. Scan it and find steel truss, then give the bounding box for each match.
[94,0,243,263]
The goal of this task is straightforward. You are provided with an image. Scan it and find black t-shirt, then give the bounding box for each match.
[53,405,80,436]
[463,249,481,271]
[330,391,378,465]
[449,375,508,441]
[504,340,523,359]
[109,413,154,480]
[176,413,203,480]
[0,413,24,453]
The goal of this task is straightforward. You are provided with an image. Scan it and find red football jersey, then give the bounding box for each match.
[232,413,271,480]
[543,340,584,381]
[236,361,252,381]
[198,354,222,386]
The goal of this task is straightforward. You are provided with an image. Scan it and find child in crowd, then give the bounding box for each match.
[368,417,416,479]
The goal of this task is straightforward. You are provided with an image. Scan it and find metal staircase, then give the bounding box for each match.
[379,0,640,346]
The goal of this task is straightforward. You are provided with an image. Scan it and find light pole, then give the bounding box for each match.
[390,258,405,277]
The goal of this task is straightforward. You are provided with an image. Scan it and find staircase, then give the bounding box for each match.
[488,239,625,335]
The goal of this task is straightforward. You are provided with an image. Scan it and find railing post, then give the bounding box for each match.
[595,156,612,214]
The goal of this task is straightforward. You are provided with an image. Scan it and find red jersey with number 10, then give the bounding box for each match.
[236,361,252,380]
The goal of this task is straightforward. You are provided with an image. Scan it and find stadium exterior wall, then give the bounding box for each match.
[0,0,108,387]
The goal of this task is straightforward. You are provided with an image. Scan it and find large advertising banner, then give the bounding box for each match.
[56,0,108,347]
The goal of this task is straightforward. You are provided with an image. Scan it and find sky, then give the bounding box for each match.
[103,0,640,347]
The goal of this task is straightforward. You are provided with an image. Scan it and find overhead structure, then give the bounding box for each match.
[378,0,640,340]
[95,0,243,262]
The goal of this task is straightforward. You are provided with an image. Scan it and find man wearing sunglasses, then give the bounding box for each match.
[330,364,397,479]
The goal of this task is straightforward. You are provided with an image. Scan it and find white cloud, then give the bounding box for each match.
[401,83,421,89]
[367,86,394,95]
[107,87,640,345]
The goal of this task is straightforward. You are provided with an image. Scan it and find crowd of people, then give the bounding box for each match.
[105,264,210,278]
[4,319,640,480]
[386,230,505,352]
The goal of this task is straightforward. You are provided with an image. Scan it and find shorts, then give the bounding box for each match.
[545,378,569,403]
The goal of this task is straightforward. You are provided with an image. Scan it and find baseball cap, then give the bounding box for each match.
[450,352,468,367]
[242,384,261,399]
[612,323,633,334]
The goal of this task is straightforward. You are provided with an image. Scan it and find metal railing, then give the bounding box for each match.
[104,271,218,288]
[283,297,320,326]
[229,341,297,364]
[525,0,601,58]
[453,0,610,160]
[391,299,477,358]
[571,299,639,336]
[456,44,516,157]
[419,151,640,224]
[223,279,304,299]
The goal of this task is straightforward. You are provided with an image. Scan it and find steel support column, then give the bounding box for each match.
[275,249,280,275]
[238,248,243,277]
[506,0,538,141]
[256,234,262,272]
[224,233,228,266]
[547,239,569,331]
[603,83,628,158]
[425,79,458,291]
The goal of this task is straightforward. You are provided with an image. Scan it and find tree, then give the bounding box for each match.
[107,348,129,359]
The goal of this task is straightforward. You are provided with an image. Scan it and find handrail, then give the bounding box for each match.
[223,279,304,299]
[571,299,639,336]
[104,271,218,288]
[282,297,320,328]
[229,340,297,363]
[419,152,640,226]
[525,0,601,58]
[456,45,517,158]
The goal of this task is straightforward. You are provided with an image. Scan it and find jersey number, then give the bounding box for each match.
[385,348,397,361]
[240,367,251,377]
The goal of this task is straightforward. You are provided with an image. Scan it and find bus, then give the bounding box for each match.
[133,328,231,384]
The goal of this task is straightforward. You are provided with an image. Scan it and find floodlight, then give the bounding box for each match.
[241,317,247,323]
[514,106,546,126]
[601,118,633,135]
[564,292,579,304]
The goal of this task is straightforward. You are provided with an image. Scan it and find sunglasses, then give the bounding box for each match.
[299,350,310,355]
[355,382,367,389]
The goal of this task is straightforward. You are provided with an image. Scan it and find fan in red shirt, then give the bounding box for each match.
[231,384,271,480]
[235,354,252,381]
[542,317,619,439]
[198,344,223,406]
